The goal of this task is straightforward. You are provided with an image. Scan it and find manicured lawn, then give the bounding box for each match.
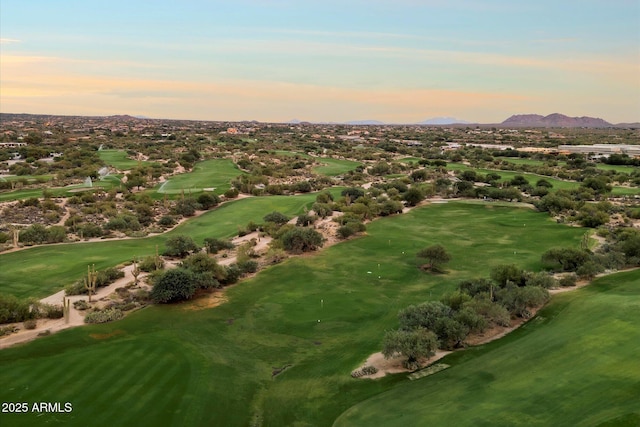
[0,193,329,299]
[0,202,587,426]
[446,163,640,195]
[313,158,362,176]
[0,179,120,202]
[98,149,156,170]
[335,268,640,427]
[154,159,243,195]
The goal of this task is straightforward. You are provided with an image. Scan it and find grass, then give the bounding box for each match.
[313,158,362,176]
[0,179,120,203]
[0,193,332,299]
[98,149,156,170]
[0,202,587,426]
[446,163,640,195]
[335,268,640,427]
[154,159,243,195]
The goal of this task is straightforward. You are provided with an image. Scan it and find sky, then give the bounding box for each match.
[1,0,639,123]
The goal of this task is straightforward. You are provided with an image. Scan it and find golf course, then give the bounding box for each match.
[2,200,629,426]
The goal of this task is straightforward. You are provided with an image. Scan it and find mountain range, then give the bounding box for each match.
[501,113,612,128]
[288,114,630,127]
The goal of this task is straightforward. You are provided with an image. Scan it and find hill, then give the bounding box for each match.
[502,113,612,127]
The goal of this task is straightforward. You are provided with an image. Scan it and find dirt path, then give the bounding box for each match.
[0,263,149,349]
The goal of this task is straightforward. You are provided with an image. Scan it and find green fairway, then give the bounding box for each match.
[0,179,120,202]
[155,159,243,195]
[0,193,329,299]
[313,158,362,176]
[446,163,640,195]
[98,149,156,170]
[0,202,587,426]
[335,268,640,427]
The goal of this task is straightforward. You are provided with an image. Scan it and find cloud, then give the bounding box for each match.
[0,38,21,45]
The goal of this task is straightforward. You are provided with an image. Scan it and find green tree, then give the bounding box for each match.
[403,187,424,207]
[263,211,290,225]
[151,268,197,303]
[280,227,324,253]
[490,264,526,287]
[416,244,451,272]
[382,328,439,369]
[163,235,200,258]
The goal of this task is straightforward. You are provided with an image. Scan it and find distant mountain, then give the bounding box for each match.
[502,113,612,128]
[418,117,470,125]
[345,120,385,125]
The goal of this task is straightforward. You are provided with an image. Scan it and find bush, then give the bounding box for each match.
[0,293,35,323]
[77,223,103,238]
[237,260,259,275]
[224,188,239,198]
[163,235,200,258]
[139,255,164,272]
[263,211,290,225]
[559,274,577,287]
[296,214,315,227]
[280,227,324,253]
[204,237,234,254]
[158,215,176,227]
[197,193,220,210]
[84,308,124,324]
[24,319,37,329]
[41,303,63,319]
[150,268,197,303]
[73,300,90,310]
[173,197,201,217]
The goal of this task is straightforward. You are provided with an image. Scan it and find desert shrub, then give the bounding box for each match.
[73,300,90,310]
[265,247,288,264]
[524,271,558,289]
[197,193,220,210]
[576,261,604,279]
[96,267,125,287]
[541,248,591,272]
[263,211,290,225]
[104,214,141,231]
[495,285,549,318]
[19,224,49,245]
[296,214,316,227]
[40,303,63,319]
[84,308,124,324]
[237,260,259,275]
[312,202,333,218]
[158,215,176,227]
[139,255,164,272]
[0,293,35,323]
[0,232,9,244]
[224,188,239,198]
[150,268,197,303]
[204,237,234,254]
[24,319,37,329]
[77,223,103,238]
[0,325,19,336]
[558,274,577,287]
[221,264,241,285]
[173,197,201,217]
[280,227,324,253]
[163,235,200,257]
[339,221,366,240]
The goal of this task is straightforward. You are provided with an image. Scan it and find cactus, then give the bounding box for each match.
[132,257,141,286]
[13,229,19,248]
[84,264,98,302]
[155,245,162,270]
[62,297,71,324]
